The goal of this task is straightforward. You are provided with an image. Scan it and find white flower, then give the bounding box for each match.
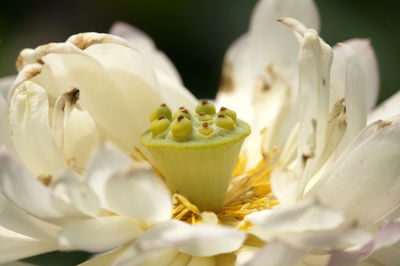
[1,0,400,265]
[8,31,197,176]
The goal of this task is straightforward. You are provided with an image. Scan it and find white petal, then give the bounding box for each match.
[330,43,367,156]
[0,75,14,100]
[270,167,300,205]
[307,117,400,227]
[52,91,100,172]
[342,39,379,110]
[59,216,142,252]
[217,0,319,124]
[249,0,320,86]
[284,20,333,190]
[123,220,246,260]
[243,240,305,266]
[0,77,19,160]
[105,166,172,222]
[8,81,65,176]
[109,21,183,85]
[328,220,400,266]
[77,247,127,266]
[368,90,400,124]
[85,142,133,209]
[245,199,344,241]
[0,193,59,241]
[155,70,197,112]
[41,48,157,153]
[52,169,100,217]
[0,148,88,225]
[282,226,371,252]
[0,226,57,264]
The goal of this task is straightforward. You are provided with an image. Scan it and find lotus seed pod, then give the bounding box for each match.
[198,112,213,122]
[216,114,235,130]
[150,103,172,122]
[150,116,171,136]
[218,107,237,121]
[141,104,251,211]
[171,116,193,141]
[195,100,216,115]
[198,122,214,136]
[173,108,191,120]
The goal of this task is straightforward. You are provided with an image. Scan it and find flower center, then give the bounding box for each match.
[141,102,251,211]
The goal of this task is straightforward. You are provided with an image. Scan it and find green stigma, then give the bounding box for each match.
[171,115,193,141]
[218,107,237,121]
[195,100,216,115]
[216,114,235,130]
[150,103,172,122]
[198,122,214,136]
[173,108,191,120]
[141,101,251,211]
[150,116,170,136]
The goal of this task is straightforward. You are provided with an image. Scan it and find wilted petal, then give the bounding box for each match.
[0,148,88,225]
[59,216,142,252]
[8,81,65,176]
[0,226,57,264]
[242,240,306,266]
[0,193,59,241]
[109,21,183,85]
[85,142,133,209]
[105,166,172,222]
[245,198,344,241]
[307,116,400,227]
[368,90,400,124]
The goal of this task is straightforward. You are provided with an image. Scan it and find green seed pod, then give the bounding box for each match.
[218,107,237,121]
[198,112,213,122]
[150,103,172,122]
[150,116,171,136]
[216,114,235,130]
[195,100,216,115]
[141,104,251,211]
[198,122,214,136]
[173,108,191,120]
[171,115,193,141]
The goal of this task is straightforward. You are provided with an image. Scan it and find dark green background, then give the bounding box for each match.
[1,0,399,103]
[0,0,399,265]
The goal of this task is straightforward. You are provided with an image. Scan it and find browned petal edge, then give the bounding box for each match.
[69,33,113,50]
[218,61,234,93]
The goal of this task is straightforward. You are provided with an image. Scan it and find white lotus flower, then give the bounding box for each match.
[1,0,400,265]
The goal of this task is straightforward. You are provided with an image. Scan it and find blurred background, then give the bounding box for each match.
[1,0,399,103]
[0,0,399,264]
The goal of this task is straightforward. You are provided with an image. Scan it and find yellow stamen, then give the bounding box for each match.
[239,221,253,231]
